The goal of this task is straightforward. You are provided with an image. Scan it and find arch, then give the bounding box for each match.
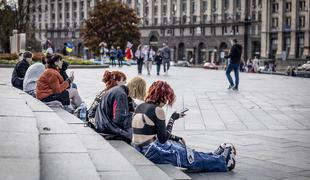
[178,43,185,61]
[219,42,228,50]
[198,42,206,64]
[78,43,83,57]
[149,35,159,51]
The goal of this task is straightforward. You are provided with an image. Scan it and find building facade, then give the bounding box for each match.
[29,0,310,63]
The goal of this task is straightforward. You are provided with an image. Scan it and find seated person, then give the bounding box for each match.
[127,76,146,109]
[132,81,236,172]
[59,60,77,89]
[23,57,46,97]
[87,70,127,122]
[36,54,83,109]
[11,51,33,90]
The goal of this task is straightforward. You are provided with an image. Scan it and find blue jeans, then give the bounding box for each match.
[226,63,239,88]
[137,140,227,172]
[156,63,161,75]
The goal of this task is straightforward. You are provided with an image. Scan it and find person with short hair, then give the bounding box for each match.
[132,81,236,172]
[161,43,171,75]
[225,39,243,90]
[36,55,83,109]
[154,51,163,75]
[11,51,33,90]
[135,44,144,75]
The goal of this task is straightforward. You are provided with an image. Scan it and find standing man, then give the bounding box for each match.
[110,46,117,66]
[116,46,124,67]
[135,44,144,75]
[225,39,243,90]
[161,43,171,75]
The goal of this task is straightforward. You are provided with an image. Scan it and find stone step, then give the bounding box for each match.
[109,140,191,180]
[53,108,143,180]
[21,93,101,180]
[0,86,40,180]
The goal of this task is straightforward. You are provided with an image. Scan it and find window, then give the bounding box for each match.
[299,0,305,11]
[285,2,291,12]
[297,37,304,57]
[272,3,279,13]
[285,17,291,28]
[191,1,196,13]
[252,0,256,8]
[202,1,208,12]
[224,0,229,9]
[258,12,262,21]
[272,18,278,28]
[236,0,241,9]
[154,6,158,16]
[299,16,305,27]
[212,0,216,11]
[154,18,158,25]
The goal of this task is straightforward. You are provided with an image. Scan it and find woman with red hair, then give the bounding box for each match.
[87,70,127,122]
[132,80,236,172]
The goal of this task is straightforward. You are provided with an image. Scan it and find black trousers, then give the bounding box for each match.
[137,58,143,74]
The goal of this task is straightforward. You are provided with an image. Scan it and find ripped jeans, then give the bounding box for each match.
[137,140,228,172]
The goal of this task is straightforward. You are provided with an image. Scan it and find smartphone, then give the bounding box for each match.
[180,108,189,114]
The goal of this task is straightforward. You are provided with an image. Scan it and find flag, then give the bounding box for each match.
[66,43,74,53]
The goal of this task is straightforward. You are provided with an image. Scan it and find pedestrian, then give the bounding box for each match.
[62,43,68,56]
[144,46,155,75]
[132,80,237,172]
[161,43,171,75]
[225,39,243,91]
[110,46,117,66]
[116,46,124,67]
[154,50,163,75]
[125,42,133,66]
[135,44,144,75]
[11,51,33,90]
[99,42,108,65]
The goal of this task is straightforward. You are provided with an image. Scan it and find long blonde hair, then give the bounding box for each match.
[127,76,146,101]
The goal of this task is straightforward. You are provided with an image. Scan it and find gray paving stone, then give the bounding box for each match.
[88,149,136,172]
[98,171,143,180]
[0,116,37,133]
[0,158,39,180]
[52,107,83,124]
[21,93,53,112]
[35,112,74,134]
[157,164,192,180]
[41,153,101,180]
[0,97,34,117]
[40,134,87,153]
[68,123,98,135]
[0,132,39,158]
[78,134,112,150]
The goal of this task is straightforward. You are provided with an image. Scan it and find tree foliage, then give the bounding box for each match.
[81,0,141,50]
[0,1,15,52]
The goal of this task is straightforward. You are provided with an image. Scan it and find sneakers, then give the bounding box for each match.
[222,143,236,171]
[232,86,238,91]
[227,85,234,90]
[213,143,226,155]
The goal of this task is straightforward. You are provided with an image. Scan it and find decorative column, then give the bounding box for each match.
[77,0,80,27]
[186,0,191,24]
[47,0,51,29]
[62,0,65,28]
[84,0,88,20]
[196,0,201,24]
[303,0,310,57]
[167,0,172,24]
[289,0,297,58]
[276,0,284,59]
[55,0,58,29]
[260,0,269,59]
[69,0,73,28]
[158,0,162,25]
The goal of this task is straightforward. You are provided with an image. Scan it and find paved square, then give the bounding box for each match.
[1,66,310,179]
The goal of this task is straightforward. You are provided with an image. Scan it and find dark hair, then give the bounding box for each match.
[23,51,33,59]
[233,39,238,43]
[47,54,62,69]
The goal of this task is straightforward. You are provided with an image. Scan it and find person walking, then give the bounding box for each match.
[99,42,108,65]
[110,46,117,66]
[135,44,144,75]
[225,39,243,91]
[11,51,33,90]
[116,46,124,67]
[161,43,171,75]
[154,51,163,75]
[145,46,155,75]
[125,42,133,66]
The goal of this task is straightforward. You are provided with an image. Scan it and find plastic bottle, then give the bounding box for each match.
[79,102,87,122]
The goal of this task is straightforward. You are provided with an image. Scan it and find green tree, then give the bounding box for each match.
[0,1,15,52]
[81,0,141,51]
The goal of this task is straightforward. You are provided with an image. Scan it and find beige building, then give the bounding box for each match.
[28,0,309,63]
[261,0,310,60]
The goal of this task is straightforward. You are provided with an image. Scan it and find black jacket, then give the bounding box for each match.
[11,59,30,90]
[154,55,163,64]
[95,85,132,140]
[225,44,243,64]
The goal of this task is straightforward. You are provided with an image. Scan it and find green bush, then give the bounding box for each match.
[63,56,96,65]
[0,53,18,60]
[0,59,17,64]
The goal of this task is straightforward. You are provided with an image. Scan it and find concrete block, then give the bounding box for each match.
[0,116,38,133]
[0,158,39,180]
[35,112,74,134]
[41,153,101,180]
[98,171,143,180]
[0,97,34,117]
[40,134,87,153]
[21,93,53,112]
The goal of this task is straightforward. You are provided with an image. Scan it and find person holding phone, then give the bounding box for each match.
[36,54,83,109]
[132,80,236,172]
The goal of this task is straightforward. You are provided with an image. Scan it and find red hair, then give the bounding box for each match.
[103,70,127,90]
[145,81,175,106]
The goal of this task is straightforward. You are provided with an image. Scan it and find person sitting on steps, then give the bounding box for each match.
[36,54,83,109]
[132,80,236,172]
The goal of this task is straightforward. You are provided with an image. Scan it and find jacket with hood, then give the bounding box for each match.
[11,59,30,90]
[225,44,243,64]
[95,85,132,140]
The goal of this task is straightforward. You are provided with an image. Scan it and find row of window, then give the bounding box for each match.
[272,0,307,13]
[271,16,306,29]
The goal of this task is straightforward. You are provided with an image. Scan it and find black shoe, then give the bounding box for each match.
[232,86,238,91]
[228,85,234,90]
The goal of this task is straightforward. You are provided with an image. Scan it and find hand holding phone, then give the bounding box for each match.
[180,108,189,114]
